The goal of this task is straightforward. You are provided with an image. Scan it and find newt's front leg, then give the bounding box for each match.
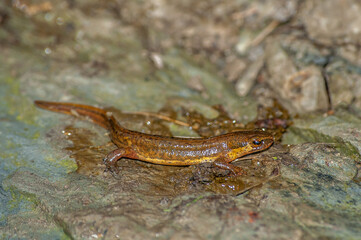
[103,148,127,174]
[212,159,245,176]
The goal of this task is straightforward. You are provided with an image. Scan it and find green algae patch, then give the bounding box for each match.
[1,141,29,169]
[31,131,40,140]
[2,178,38,214]
[35,229,71,240]
[44,156,78,174]
[1,77,38,126]
[2,152,27,169]
[7,189,37,212]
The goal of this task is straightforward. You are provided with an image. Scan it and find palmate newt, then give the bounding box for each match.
[34,101,274,175]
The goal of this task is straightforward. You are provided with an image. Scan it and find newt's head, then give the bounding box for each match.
[227,131,274,159]
[247,132,274,153]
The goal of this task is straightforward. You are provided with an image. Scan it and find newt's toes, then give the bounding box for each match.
[104,164,121,179]
[103,159,119,174]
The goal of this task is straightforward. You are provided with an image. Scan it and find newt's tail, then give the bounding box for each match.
[34,100,113,129]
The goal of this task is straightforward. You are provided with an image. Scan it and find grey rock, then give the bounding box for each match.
[300,0,361,45]
[289,143,357,182]
[264,38,328,113]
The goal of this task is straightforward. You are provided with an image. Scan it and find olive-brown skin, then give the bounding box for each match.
[34,101,274,175]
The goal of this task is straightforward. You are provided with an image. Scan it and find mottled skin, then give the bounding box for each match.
[34,101,274,175]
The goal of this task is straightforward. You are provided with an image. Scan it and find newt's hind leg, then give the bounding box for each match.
[103,148,127,174]
[212,159,245,176]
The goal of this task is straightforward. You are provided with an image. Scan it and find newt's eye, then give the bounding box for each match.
[253,139,263,145]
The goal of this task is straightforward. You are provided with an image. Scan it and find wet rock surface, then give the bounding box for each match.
[1,0,361,239]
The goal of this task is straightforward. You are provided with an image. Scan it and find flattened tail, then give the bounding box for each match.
[34,100,113,129]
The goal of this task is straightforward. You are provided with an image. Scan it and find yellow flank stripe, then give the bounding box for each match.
[139,155,217,166]
[134,146,254,166]
[226,146,250,160]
